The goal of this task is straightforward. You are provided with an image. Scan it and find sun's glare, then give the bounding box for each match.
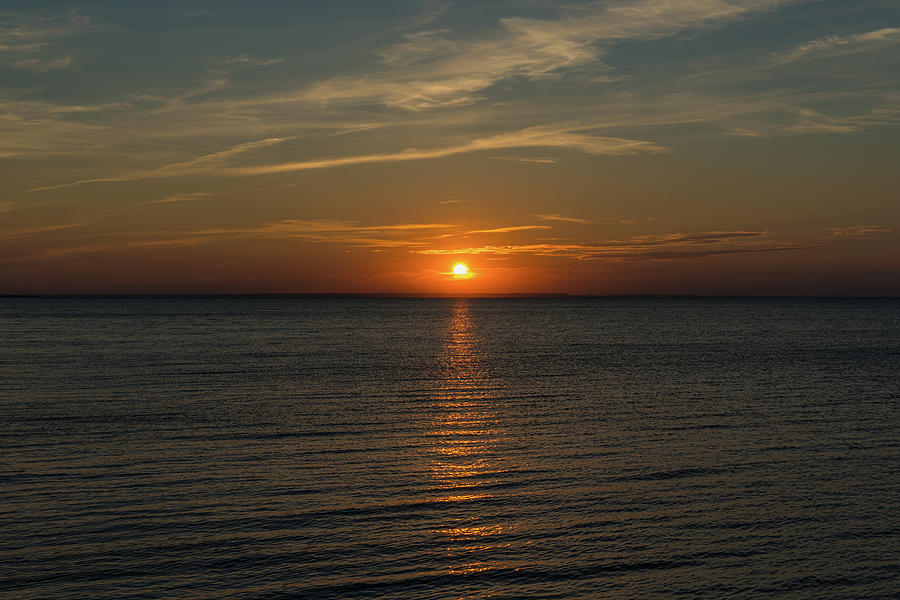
[452,263,469,275]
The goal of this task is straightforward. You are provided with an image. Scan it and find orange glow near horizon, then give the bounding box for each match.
[2,3,899,297]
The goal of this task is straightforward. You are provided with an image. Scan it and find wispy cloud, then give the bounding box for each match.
[9,237,212,262]
[463,225,551,235]
[228,126,666,176]
[28,137,289,191]
[491,156,559,164]
[416,242,816,261]
[1,219,456,261]
[783,108,861,134]
[3,220,827,265]
[0,220,87,240]
[0,94,134,159]
[245,219,452,237]
[377,29,457,66]
[148,192,215,205]
[216,55,284,68]
[624,231,768,246]
[137,54,282,115]
[301,24,594,110]
[7,54,74,71]
[163,219,456,249]
[414,230,810,261]
[609,245,817,261]
[293,0,796,111]
[5,1,894,179]
[0,10,89,71]
[771,27,900,65]
[829,225,892,237]
[535,214,592,224]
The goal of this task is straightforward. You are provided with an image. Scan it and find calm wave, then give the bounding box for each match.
[2,298,899,599]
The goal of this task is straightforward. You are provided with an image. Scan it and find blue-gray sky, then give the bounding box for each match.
[2,1,898,294]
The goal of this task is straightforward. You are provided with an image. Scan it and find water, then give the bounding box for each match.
[2,297,898,599]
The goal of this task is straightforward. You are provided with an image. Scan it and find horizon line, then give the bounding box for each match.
[2,293,899,300]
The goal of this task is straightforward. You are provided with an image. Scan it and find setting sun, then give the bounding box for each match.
[452,263,469,275]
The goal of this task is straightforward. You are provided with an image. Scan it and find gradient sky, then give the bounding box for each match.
[2,0,898,295]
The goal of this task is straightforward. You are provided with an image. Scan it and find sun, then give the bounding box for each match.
[452,263,469,275]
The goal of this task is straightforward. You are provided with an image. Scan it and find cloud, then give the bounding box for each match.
[6,1,894,181]
[0,10,89,71]
[8,0,896,196]
[607,245,818,261]
[771,27,900,65]
[432,224,553,239]
[377,30,457,66]
[293,0,795,111]
[463,225,552,234]
[0,10,90,46]
[0,95,134,159]
[782,108,862,134]
[0,221,87,240]
[28,137,289,191]
[148,192,215,205]
[414,229,809,261]
[245,219,452,237]
[228,126,666,176]
[164,218,456,250]
[196,0,786,113]
[138,75,231,113]
[216,55,284,67]
[717,97,900,138]
[8,54,74,71]
[535,214,592,224]
[1,219,456,261]
[4,221,819,265]
[6,237,212,262]
[829,225,892,237]
[418,243,586,256]
[302,22,595,110]
[622,231,768,246]
[491,156,559,164]
[417,241,816,261]
[138,54,283,115]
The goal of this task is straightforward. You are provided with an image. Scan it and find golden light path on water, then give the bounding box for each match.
[426,300,519,578]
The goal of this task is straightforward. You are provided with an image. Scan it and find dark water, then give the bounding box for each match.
[2,297,899,599]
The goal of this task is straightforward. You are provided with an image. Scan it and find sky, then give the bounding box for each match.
[1,0,898,295]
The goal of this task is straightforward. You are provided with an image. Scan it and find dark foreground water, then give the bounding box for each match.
[1,297,899,599]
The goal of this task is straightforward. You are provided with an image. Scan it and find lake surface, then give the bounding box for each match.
[2,297,899,599]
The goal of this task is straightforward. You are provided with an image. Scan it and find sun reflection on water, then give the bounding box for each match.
[425,300,518,578]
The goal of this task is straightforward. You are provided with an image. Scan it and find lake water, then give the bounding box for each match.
[2,297,899,599]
